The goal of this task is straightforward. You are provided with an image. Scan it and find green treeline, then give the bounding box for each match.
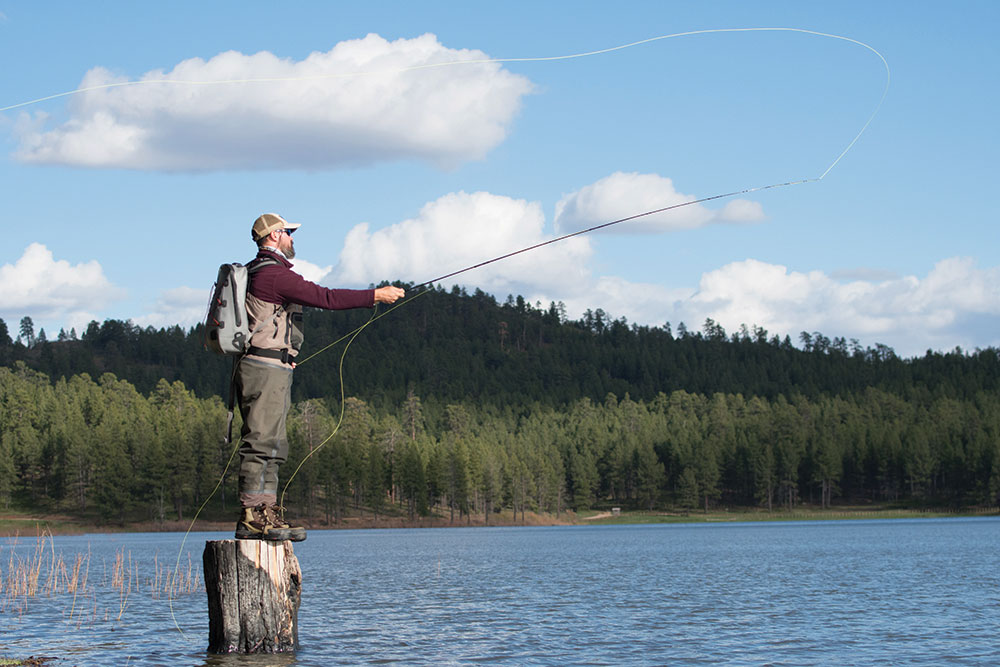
[4,286,1000,408]
[0,364,227,523]
[1,366,998,524]
[1,286,999,523]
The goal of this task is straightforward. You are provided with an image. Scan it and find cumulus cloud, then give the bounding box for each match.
[329,190,592,296]
[322,185,997,356]
[661,257,1000,356]
[508,256,997,357]
[554,171,764,234]
[0,243,124,323]
[290,258,333,285]
[12,33,533,171]
[135,247,995,358]
[554,275,693,328]
[133,286,206,329]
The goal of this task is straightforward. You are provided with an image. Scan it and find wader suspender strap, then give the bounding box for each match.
[224,256,282,446]
[225,355,239,445]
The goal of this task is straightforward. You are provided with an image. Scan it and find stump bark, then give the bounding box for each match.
[203,539,302,654]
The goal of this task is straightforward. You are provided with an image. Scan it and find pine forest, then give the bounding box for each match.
[1,284,998,526]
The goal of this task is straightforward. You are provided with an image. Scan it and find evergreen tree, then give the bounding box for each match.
[478,443,503,524]
[18,317,35,347]
[150,378,199,520]
[3,285,1000,522]
[399,439,428,519]
[634,440,665,510]
[446,436,470,523]
[677,466,699,509]
[0,318,11,346]
[364,439,386,520]
[568,446,598,511]
[338,397,374,511]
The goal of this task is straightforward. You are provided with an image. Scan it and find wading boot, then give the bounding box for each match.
[235,504,300,541]
[266,503,306,542]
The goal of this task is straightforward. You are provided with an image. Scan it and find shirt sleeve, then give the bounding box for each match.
[272,269,375,310]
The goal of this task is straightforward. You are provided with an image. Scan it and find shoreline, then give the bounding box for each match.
[2,505,996,537]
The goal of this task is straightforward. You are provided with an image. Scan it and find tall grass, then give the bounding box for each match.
[0,530,200,626]
[151,551,200,599]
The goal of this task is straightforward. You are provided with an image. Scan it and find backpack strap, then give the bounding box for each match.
[243,256,286,346]
[246,256,280,274]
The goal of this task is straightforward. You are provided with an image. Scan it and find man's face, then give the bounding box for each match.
[279,228,296,259]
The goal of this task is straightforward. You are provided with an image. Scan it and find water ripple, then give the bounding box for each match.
[1,519,998,665]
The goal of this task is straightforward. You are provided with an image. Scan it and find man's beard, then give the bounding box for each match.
[284,240,296,259]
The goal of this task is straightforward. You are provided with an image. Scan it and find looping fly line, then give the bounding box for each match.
[2,27,889,180]
[274,27,889,556]
[50,27,887,638]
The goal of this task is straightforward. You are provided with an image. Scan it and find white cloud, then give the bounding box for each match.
[290,258,333,285]
[555,275,693,327]
[554,171,764,234]
[322,185,998,357]
[129,249,995,358]
[0,243,124,324]
[329,190,592,296]
[657,257,1000,356]
[717,198,765,223]
[133,286,206,330]
[503,255,997,357]
[13,33,533,171]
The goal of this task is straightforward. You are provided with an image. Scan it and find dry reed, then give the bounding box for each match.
[149,551,200,599]
[0,531,201,628]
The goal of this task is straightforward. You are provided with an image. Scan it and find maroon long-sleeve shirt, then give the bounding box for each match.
[248,249,375,310]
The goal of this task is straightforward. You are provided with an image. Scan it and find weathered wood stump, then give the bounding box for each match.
[203,540,302,654]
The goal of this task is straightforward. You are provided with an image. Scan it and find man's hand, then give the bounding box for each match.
[374,285,405,304]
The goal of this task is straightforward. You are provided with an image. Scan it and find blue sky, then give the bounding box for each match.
[1,1,997,358]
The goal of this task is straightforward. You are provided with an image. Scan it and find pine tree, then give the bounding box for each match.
[18,317,35,347]
[399,439,428,519]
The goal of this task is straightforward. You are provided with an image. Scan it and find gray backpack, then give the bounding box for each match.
[204,258,278,355]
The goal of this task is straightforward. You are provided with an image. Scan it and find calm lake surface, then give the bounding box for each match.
[1,518,997,666]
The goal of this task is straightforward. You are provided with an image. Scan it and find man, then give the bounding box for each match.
[235,213,404,541]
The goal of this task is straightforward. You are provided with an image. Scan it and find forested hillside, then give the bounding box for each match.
[1,285,998,525]
[3,284,998,406]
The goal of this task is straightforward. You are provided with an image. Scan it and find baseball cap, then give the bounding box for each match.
[252,213,302,241]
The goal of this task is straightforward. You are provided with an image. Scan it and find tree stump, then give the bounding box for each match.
[203,540,302,654]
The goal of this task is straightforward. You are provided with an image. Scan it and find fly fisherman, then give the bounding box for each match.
[236,213,404,541]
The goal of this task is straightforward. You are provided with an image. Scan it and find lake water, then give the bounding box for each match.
[1,518,997,666]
